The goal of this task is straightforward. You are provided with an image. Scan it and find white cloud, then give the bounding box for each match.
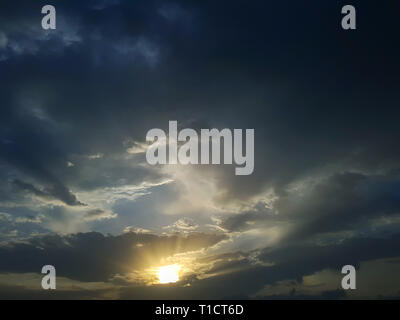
[126,141,147,154]
[163,218,198,232]
[76,179,172,210]
[15,215,44,224]
[123,226,151,234]
[83,208,117,221]
[87,153,104,159]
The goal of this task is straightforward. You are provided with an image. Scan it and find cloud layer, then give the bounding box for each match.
[0,0,399,299]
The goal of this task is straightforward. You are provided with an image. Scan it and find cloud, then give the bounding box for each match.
[0,32,8,48]
[0,230,399,299]
[87,153,104,160]
[125,141,147,154]
[15,215,43,224]
[13,179,86,207]
[112,37,160,66]
[0,231,227,282]
[123,226,151,234]
[0,10,81,61]
[0,212,12,222]
[157,3,193,26]
[0,0,400,299]
[84,209,117,221]
[218,171,400,245]
[163,218,199,232]
[0,272,118,299]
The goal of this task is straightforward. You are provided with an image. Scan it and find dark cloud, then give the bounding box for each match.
[84,208,116,221]
[0,231,226,282]
[0,0,399,204]
[0,231,399,299]
[13,179,85,206]
[0,0,400,299]
[255,289,347,300]
[0,283,113,300]
[221,171,400,245]
[116,233,400,299]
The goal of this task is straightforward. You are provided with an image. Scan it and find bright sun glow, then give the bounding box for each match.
[157,264,181,284]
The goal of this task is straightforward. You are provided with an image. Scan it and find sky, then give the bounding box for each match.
[0,0,400,299]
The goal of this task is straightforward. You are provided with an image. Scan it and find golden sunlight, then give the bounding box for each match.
[157,264,181,284]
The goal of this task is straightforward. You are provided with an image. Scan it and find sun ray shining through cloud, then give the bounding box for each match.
[0,0,399,301]
[157,264,181,284]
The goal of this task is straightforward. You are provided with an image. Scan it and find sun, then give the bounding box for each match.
[157,264,181,284]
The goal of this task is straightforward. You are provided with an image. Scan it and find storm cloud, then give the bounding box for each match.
[0,0,399,299]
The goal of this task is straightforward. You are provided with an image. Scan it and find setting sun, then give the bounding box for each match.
[157,264,181,284]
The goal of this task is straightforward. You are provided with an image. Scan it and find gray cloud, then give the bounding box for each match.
[0,0,399,299]
[13,179,85,206]
[84,209,117,221]
[0,231,227,282]
[220,171,400,243]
